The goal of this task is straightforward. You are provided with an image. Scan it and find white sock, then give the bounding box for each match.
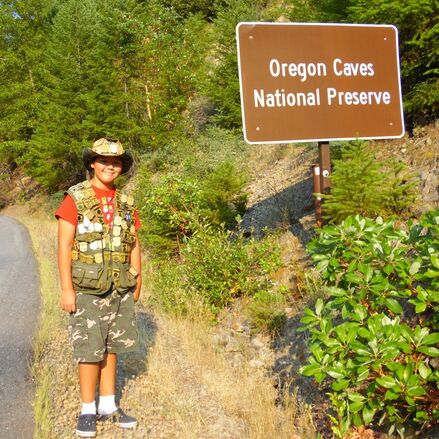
[98,394,117,415]
[81,401,96,415]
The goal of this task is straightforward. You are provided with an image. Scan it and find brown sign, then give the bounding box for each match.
[236,23,405,144]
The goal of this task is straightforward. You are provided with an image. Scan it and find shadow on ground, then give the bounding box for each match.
[116,310,157,402]
[242,176,316,246]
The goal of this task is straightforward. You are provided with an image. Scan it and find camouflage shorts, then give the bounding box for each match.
[68,287,138,363]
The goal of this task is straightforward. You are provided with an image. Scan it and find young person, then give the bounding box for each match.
[56,138,142,437]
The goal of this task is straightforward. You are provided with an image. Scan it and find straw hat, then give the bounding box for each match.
[83,138,133,175]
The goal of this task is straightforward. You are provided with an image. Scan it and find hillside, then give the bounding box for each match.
[1,121,437,438]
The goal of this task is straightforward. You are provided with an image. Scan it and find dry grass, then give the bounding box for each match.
[119,310,316,438]
[165,316,316,438]
[4,201,316,438]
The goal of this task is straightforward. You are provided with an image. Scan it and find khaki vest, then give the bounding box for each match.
[67,180,138,295]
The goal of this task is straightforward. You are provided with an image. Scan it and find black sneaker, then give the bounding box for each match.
[98,408,137,429]
[76,413,97,437]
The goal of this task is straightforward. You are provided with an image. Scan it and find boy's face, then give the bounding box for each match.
[91,156,123,184]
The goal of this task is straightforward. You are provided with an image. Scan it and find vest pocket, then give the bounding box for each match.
[118,264,138,289]
[72,262,103,290]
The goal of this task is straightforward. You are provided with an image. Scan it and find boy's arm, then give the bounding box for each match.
[58,218,77,312]
[131,234,142,302]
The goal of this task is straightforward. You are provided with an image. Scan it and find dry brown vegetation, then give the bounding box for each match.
[3,203,316,439]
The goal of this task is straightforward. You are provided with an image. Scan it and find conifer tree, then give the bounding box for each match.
[24,0,151,189]
[21,0,209,189]
[0,0,53,164]
[22,0,102,189]
[322,141,418,223]
[207,0,263,129]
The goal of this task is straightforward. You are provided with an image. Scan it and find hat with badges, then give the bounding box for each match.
[83,138,133,175]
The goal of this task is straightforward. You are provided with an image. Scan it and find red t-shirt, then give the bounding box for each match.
[55,185,141,230]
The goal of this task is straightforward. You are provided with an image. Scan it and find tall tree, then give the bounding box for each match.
[206,0,264,129]
[22,0,209,189]
[24,0,151,189]
[22,0,102,189]
[0,0,53,164]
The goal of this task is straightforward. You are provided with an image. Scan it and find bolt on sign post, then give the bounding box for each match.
[236,23,405,224]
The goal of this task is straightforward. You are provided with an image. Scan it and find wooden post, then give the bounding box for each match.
[318,141,331,195]
[316,141,331,225]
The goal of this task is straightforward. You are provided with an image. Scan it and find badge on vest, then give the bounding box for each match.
[94,223,103,232]
[89,240,103,251]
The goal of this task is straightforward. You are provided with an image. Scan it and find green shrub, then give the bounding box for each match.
[180,223,283,313]
[300,212,439,437]
[136,171,203,255]
[200,161,248,226]
[247,287,288,335]
[149,221,284,320]
[322,140,418,223]
[136,160,247,257]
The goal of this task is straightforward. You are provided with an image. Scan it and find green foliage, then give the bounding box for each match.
[1,0,437,190]
[200,161,248,226]
[322,140,418,223]
[151,221,283,316]
[136,164,247,256]
[0,0,53,165]
[139,5,209,147]
[206,0,264,129]
[247,287,288,335]
[1,0,209,190]
[136,172,203,255]
[136,127,249,255]
[299,212,439,437]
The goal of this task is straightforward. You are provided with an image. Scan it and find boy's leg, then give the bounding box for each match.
[77,363,99,437]
[78,362,100,403]
[98,353,118,415]
[99,352,117,395]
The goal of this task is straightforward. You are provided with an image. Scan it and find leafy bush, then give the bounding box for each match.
[322,140,418,223]
[136,171,203,255]
[150,221,284,318]
[136,160,247,256]
[299,212,439,437]
[182,223,282,312]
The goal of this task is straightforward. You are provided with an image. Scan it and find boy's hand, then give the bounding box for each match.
[60,288,76,313]
[133,286,141,303]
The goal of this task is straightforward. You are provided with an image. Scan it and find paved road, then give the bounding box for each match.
[0,215,40,438]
